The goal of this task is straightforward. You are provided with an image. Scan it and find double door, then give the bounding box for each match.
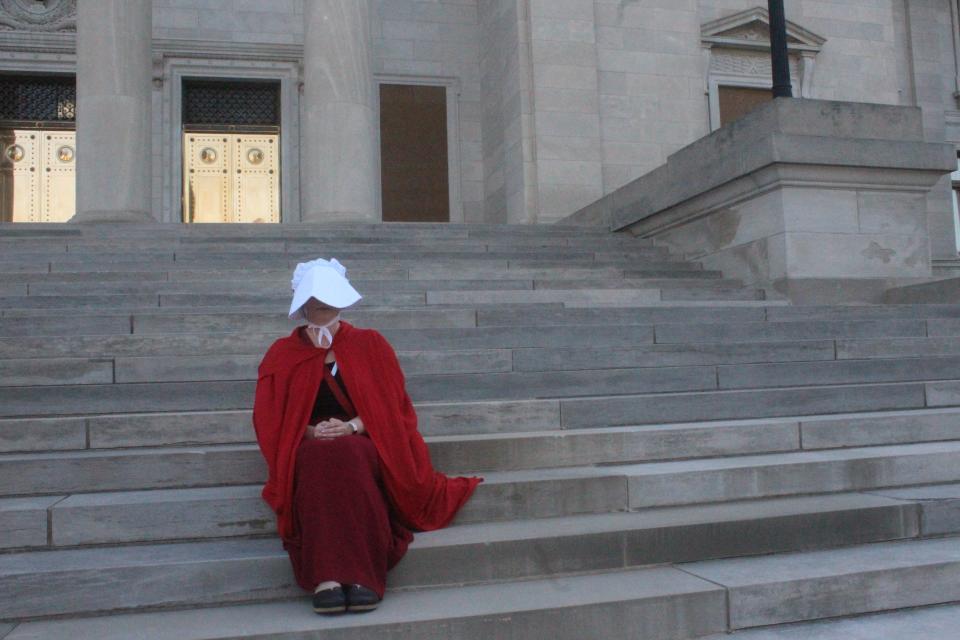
[1,128,76,223]
[182,132,279,223]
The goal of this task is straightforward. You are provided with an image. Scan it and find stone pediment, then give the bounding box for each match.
[701,7,825,53]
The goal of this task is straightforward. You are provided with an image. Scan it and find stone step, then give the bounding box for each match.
[0,499,952,628]
[767,304,960,322]
[560,381,942,428]
[13,345,958,391]
[403,355,960,401]
[0,247,674,266]
[0,558,723,631]
[2,299,788,320]
[680,537,960,630]
[1,371,950,420]
[0,340,851,386]
[0,221,632,236]
[0,304,831,337]
[0,325,656,359]
[2,491,918,589]
[24,278,536,296]
[5,401,959,455]
[653,318,932,343]
[1,288,763,313]
[0,255,702,273]
[0,264,720,284]
[4,440,960,519]
[715,355,960,390]
[9,327,960,364]
[702,602,960,639]
[17,276,748,297]
[0,235,663,252]
[0,417,803,494]
[0,307,487,337]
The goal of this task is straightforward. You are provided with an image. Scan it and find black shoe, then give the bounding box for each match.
[345,584,380,612]
[312,585,346,614]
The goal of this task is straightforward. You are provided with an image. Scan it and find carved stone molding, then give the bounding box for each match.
[0,0,76,32]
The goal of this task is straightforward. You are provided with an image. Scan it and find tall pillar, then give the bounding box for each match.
[302,1,379,222]
[73,0,154,223]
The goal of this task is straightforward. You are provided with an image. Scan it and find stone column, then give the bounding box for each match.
[301,0,379,222]
[72,0,154,222]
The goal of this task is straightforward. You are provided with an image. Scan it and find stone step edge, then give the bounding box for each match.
[0,491,920,575]
[0,392,960,448]
[4,438,960,496]
[5,535,960,636]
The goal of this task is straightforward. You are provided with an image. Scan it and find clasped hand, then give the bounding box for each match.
[305,418,352,439]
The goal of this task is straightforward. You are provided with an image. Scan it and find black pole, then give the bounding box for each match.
[768,0,793,98]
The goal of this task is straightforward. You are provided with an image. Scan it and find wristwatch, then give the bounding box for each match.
[347,421,359,434]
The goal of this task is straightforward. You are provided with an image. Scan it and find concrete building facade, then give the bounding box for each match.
[2,0,960,260]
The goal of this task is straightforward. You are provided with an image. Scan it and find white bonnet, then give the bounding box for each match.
[288,258,362,318]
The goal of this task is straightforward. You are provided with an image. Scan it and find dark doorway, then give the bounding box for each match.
[379,84,449,222]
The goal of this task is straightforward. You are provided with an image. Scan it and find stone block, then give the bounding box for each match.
[88,411,253,448]
[0,316,130,338]
[628,441,960,508]
[52,486,274,546]
[429,420,798,472]
[926,381,960,407]
[560,383,927,428]
[681,538,960,629]
[512,341,835,372]
[801,408,960,449]
[885,277,960,304]
[0,497,61,550]
[837,336,960,359]
[426,288,662,306]
[0,381,255,418]
[0,358,114,387]
[870,484,960,536]
[0,417,86,453]
[478,305,764,327]
[718,356,960,390]
[624,493,917,566]
[0,539,296,619]
[416,400,560,436]
[406,365,716,402]
[0,446,265,495]
[654,319,927,344]
[381,325,655,351]
[566,99,953,302]
[453,470,627,523]
[785,232,931,279]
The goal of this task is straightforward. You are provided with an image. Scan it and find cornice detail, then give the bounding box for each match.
[0,0,76,32]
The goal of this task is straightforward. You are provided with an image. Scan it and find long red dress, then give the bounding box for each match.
[253,322,482,595]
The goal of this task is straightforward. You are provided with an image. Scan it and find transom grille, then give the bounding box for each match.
[183,80,280,126]
[0,75,76,122]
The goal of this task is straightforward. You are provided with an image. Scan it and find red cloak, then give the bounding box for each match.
[253,321,482,542]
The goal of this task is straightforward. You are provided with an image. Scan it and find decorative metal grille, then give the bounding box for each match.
[183,80,280,126]
[0,75,76,122]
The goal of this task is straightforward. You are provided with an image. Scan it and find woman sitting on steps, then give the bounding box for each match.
[252,258,482,614]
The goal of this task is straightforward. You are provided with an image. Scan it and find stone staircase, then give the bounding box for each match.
[2,223,960,639]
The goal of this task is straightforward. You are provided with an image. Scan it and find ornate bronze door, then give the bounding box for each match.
[1,128,76,223]
[182,132,279,224]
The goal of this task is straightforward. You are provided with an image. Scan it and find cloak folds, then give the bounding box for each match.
[253,321,482,543]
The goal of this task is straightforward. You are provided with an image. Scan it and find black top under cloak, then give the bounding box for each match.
[309,362,353,423]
